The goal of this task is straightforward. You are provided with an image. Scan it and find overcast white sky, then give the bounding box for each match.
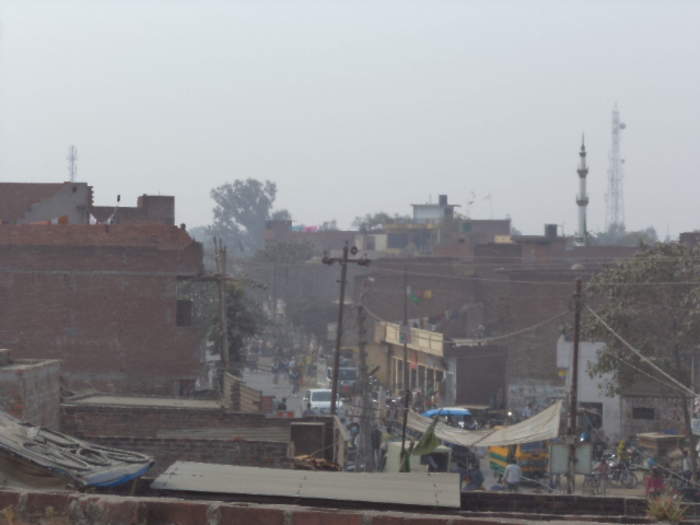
[1,1,698,236]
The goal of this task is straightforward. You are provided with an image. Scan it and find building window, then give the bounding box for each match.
[580,402,603,429]
[176,299,193,327]
[632,407,655,420]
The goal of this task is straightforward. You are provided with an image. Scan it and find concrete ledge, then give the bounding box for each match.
[0,489,625,525]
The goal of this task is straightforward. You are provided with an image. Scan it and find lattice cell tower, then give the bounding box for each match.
[605,105,626,232]
[67,145,78,182]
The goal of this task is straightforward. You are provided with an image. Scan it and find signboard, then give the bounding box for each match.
[327,323,337,342]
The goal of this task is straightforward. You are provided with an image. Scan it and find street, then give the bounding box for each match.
[242,357,330,417]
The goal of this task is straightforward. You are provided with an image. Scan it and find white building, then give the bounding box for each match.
[557,335,622,441]
[411,194,459,224]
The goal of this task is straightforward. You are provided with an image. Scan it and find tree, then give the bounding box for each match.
[593,224,658,247]
[210,179,277,256]
[208,282,264,372]
[584,243,700,473]
[271,209,292,221]
[353,212,410,232]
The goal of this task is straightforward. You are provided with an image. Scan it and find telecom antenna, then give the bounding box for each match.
[67,145,78,182]
[605,105,626,232]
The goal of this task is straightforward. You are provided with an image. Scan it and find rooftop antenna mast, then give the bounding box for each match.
[67,145,78,182]
[605,105,626,232]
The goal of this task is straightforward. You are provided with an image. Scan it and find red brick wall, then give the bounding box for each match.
[0,488,663,524]
[90,436,291,475]
[60,403,278,438]
[0,359,61,429]
[0,238,204,395]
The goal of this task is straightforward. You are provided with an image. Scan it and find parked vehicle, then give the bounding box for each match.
[303,389,342,415]
[605,453,639,488]
[489,442,548,478]
[326,366,358,398]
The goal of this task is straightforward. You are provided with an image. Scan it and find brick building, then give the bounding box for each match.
[264,219,356,255]
[91,195,175,225]
[0,349,61,429]
[0,181,175,226]
[358,237,639,410]
[0,223,204,395]
[60,394,345,475]
[0,182,92,225]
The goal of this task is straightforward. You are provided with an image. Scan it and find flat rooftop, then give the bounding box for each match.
[66,395,221,410]
[157,426,290,442]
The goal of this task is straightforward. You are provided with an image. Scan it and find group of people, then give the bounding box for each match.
[271,356,305,393]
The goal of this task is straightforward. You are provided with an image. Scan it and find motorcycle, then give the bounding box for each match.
[605,453,639,489]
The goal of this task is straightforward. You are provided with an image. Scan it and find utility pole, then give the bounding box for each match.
[323,243,370,415]
[400,266,411,469]
[568,278,582,494]
[356,299,375,472]
[673,348,697,478]
[214,238,230,378]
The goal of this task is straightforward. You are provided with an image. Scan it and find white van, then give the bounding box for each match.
[303,389,342,415]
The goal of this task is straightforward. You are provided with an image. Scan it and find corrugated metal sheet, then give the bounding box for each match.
[0,410,154,488]
[151,462,460,508]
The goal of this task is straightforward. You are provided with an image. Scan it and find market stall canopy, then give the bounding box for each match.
[408,401,562,447]
[422,407,472,417]
[0,411,153,489]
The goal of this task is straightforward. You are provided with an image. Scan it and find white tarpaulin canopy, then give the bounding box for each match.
[407,401,562,447]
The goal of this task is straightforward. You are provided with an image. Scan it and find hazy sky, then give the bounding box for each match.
[1,1,699,236]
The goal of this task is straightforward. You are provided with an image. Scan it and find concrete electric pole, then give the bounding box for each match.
[568,278,582,494]
[323,242,370,415]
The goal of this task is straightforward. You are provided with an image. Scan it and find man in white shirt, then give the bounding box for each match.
[502,459,522,492]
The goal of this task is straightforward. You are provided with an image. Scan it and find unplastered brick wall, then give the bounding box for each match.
[0,356,61,429]
[0,226,205,395]
[223,372,262,412]
[60,403,276,438]
[89,436,291,475]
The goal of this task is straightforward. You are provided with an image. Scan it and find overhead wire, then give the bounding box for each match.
[366,266,700,288]
[585,304,696,397]
[450,311,569,347]
[603,348,690,397]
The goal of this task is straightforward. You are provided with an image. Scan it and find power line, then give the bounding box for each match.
[368,266,700,288]
[585,304,696,397]
[451,311,569,347]
[606,348,690,397]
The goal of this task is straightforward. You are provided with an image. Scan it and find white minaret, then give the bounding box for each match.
[576,136,589,244]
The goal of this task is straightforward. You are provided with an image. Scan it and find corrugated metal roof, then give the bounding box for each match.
[151,462,460,508]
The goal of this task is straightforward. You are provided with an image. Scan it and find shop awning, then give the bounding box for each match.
[407,401,562,447]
